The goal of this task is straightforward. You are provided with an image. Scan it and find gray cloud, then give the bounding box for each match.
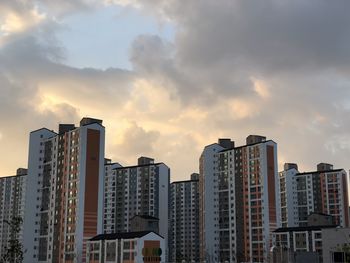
[108,122,160,164]
[1,0,350,179]
[124,0,350,172]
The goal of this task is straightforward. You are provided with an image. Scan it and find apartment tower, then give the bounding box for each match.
[0,168,27,259]
[169,173,200,262]
[23,117,105,263]
[279,163,299,228]
[279,163,349,227]
[199,136,279,263]
[102,157,170,253]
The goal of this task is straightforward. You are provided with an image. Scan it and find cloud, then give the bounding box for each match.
[1,0,350,180]
[108,122,160,163]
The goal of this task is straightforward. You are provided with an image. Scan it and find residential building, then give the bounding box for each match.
[23,117,105,263]
[130,215,159,233]
[322,227,350,263]
[279,163,299,228]
[86,231,165,263]
[169,173,199,263]
[102,157,170,255]
[272,225,337,263]
[279,163,349,227]
[0,168,27,258]
[199,136,279,263]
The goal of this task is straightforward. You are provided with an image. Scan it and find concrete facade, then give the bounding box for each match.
[272,225,337,263]
[22,118,105,263]
[130,215,159,233]
[169,174,199,262]
[0,169,27,259]
[199,136,279,263]
[322,227,350,263]
[86,231,165,263]
[102,158,170,257]
[279,163,349,228]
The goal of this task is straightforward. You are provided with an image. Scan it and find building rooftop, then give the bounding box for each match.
[274,225,337,233]
[296,169,344,176]
[112,162,166,170]
[171,179,199,184]
[219,139,276,152]
[90,231,162,241]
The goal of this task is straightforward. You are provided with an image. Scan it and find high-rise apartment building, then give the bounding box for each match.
[279,163,299,228]
[102,157,170,252]
[0,168,27,258]
[279,163,349,227]
[23,117,105,263]
[169,173,200,263]
[199,136,279,263]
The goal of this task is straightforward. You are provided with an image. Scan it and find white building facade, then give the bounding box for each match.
[86,231,165,263]
[169,174,199,262]
[102,157,170,255]
[23,118,105,263]
[279,163,349,228]
[199,136,279,263]
[279,164,299,227]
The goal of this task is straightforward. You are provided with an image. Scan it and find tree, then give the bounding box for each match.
[1,216,24,263]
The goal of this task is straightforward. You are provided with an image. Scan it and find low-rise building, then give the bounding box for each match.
[86,231,165,263]
[322,227,350,263]
[272,224,338,263]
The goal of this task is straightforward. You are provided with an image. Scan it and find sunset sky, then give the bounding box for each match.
[1,0,350,181]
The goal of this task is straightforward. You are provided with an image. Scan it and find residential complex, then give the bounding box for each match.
[279,163,349,227]
[199,136,279,263]
[0,117,350,263]
[102,157,170,252]
[22,117,105,263]
[169,173,200,263]
[0,168,27,258]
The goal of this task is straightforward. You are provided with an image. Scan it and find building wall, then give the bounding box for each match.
[23,128,56,263]
[322,227,350,263]
[199,138,278,263]
[23,120,105,263]
[272,229,324,263]
[103,163,122,233]
[169,179,199,262]
[130,216,159,233]
[0,173,26,258]
[281,168,349,228]
[279,168,299,227]
[199,143,225,262]
[86,232,165,263]
[243,141,278,262]
[102,161,170,255]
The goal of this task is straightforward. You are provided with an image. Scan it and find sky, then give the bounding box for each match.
[1,0,350,181]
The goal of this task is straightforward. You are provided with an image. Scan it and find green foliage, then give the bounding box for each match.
[0,216,24,263]
[335,243,350,253]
